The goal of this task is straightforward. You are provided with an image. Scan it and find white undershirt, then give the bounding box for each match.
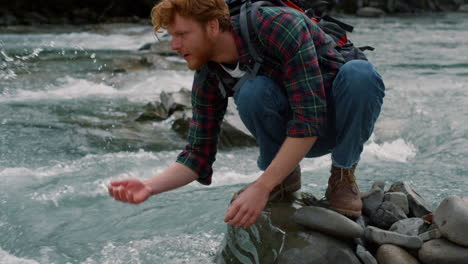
[219,62,246,78]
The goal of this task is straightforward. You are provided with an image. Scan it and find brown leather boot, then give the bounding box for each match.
[325,164,362,218]
[231,166,301,203]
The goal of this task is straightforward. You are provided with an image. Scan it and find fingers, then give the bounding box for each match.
[224,202,240,223]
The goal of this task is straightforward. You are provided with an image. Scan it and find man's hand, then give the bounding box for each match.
[224,182,270,228]
[108,179,153,204]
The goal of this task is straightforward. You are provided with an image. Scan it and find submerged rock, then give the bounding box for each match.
[433,196,468,247]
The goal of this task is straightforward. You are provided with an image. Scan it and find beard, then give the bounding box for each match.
[185,34,215,70]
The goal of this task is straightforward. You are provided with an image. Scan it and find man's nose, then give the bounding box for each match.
[170,37,181,51]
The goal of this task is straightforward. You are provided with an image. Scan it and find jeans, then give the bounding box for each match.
[233,60,385,170]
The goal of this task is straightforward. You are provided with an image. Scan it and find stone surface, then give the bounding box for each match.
[365,226,423,249]
[376,244,420,264]
[389,181,432,217]
[433,196,468,247]
[277,231,361,264]
[371,201,408,229]
[459,4,468,12]
[356,244,378,264]
[384,192,410,214]
[419,228,441,242]
[389,218,425,236]
[419,239,468,264]
[371,180,385,191]
[293,206,364,238]
[356,7,386,17]
[361,187,384,216]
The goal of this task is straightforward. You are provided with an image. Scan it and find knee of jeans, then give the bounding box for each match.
[235,76,282,117]
[336,60,385,99]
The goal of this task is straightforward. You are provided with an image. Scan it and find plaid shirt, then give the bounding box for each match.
[176,7,344,185]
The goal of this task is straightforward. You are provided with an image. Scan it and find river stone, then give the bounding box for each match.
[376,244,420,264]
[356,7,386,17]
[389,181,432,217]
[389,218,425,236]
[371,180,385,191]
[371,201,408,229]
[356,244,378,264]
[433,196,468,247]
[419,228,441,242]
[276,231,361,264]
[365,226,423,249]
[419,239,468,264]
[459,4,468,12]
[361,187,384,216]
[384,192,409,214]
[293,206,364,238]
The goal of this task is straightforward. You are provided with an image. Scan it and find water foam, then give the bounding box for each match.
[0,248,39,264]
[362,137,417,163]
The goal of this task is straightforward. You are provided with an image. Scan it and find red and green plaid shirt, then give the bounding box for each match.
[176,7,344,185]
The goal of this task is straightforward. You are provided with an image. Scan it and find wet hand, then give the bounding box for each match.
[108,179,152,204]
[224,182,270,228]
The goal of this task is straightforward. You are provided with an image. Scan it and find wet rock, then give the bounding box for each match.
[356,7,386,17]
[136,102,170,121]
[389,218,425,236]
[361,186,384,217]
[384,192,409,214]
[371,180,385,191]
[419,228,441,242]
[356,244,378,264]
[376,244,421,264]
[293,206,364,238]
[371,201,408,229]
[365,226,423,249]
[160,90,191,116]
[419,239,468,264]
[459,4,468,12]
[277,231,361,264]
[389,181,432,217]
[433,196,468,247]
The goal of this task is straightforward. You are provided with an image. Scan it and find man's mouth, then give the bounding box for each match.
[183,54,190,60]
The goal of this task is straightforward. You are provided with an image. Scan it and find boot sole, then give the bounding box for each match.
[330,206,362,218]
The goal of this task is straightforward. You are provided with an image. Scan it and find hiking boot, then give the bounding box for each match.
[325,164,362,218]
[231,166,301,203]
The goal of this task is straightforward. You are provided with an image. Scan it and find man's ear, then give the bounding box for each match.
[206,19,220,37]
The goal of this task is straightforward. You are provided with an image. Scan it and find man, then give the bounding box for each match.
[108,0,385,229]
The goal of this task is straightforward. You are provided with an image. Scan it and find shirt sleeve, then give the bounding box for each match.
[176,68,228,185]
[256,8,332,138]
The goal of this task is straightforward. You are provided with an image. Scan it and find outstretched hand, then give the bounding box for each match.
[108,179,153,204]
[224,182,270,228]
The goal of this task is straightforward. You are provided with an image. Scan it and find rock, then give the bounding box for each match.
[136,102,170,121]
[459,4,468,12]
[292,206,364,238]
[419,229,441,242]
[389,218,425,236]
[371,201,408,229]
[160,90,191,116]
[356,244,378,264]
[419,239,468,264]
[371,180,385,191]
[356,7,386,17]
[384,192,409,214]
[389,181,432,217]
[376,244,421,264]
[433,196,468,247]
[361,187,384,217]
[277,231,361,264]
[354,216,369,247]
[365,226,423,249]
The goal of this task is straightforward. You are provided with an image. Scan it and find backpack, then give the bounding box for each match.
[225,0,373,77]
[210,0,374,98]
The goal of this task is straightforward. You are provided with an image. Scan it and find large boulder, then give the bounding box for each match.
[433,196,468,247]
[419,239,468,264]
[377,244,421,264]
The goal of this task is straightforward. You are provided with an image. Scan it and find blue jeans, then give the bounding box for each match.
[233,60,385,170]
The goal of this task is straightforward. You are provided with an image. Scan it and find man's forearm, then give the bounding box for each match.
[143,162,198,195]
[256,136,317,192]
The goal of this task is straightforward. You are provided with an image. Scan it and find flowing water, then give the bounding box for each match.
[1,13,467,263]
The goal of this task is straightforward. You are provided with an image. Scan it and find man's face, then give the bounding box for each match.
[167,13,214,70]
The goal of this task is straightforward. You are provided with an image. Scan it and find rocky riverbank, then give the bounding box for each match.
[216,181,468,263]
[1,0,468,26]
